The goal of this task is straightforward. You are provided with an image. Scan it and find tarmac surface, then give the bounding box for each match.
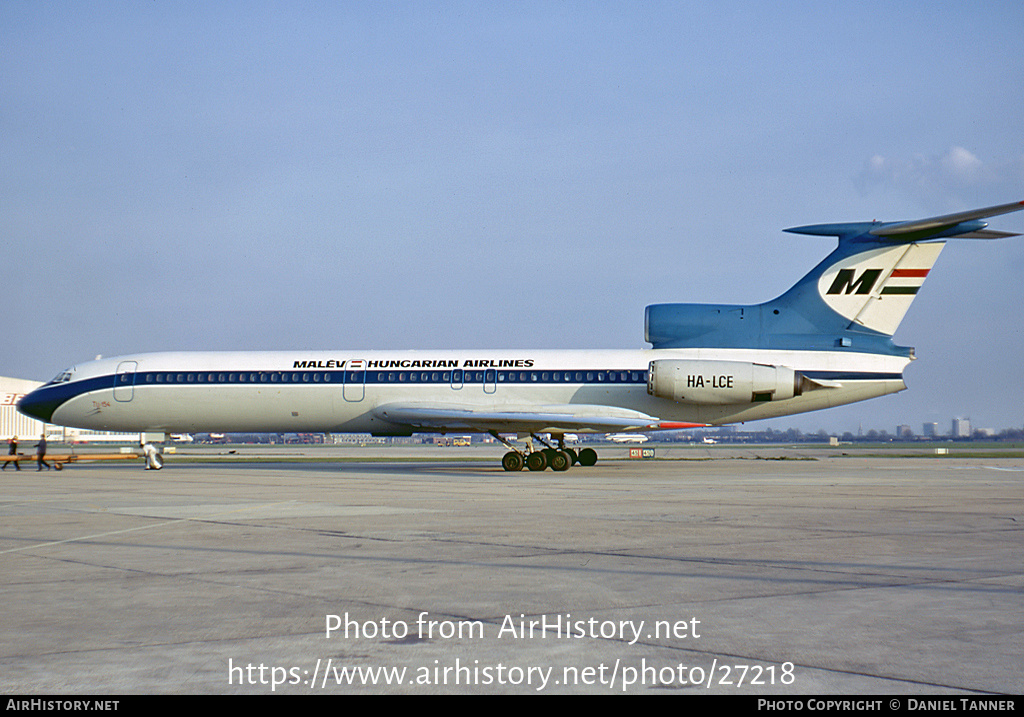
[1,444,1021,694]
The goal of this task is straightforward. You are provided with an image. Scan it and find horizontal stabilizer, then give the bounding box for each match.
[870,200,1024,238]
[786,200,1024,243]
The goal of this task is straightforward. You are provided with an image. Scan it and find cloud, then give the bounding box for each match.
[940,146,984,182]
[855,147,1023,208]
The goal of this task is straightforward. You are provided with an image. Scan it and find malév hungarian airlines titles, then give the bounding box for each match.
[17,199,1024,472]
[293,358,536,369]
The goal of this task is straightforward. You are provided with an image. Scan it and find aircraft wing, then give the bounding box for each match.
[373,402,704,434]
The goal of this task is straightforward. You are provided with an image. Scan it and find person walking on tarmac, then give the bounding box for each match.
[3,436,19,471]
[36,434,50,471]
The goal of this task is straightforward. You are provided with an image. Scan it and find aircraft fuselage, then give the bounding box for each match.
[25,348,908,435]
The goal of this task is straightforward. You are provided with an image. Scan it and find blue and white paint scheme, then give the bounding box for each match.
[18,200,1023,470]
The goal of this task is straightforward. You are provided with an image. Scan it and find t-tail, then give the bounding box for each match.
[645,200,1024,357]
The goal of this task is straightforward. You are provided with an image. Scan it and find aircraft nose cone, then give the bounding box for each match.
[17,388,56,424]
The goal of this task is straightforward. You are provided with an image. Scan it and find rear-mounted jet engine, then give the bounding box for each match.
[647,359,814,404]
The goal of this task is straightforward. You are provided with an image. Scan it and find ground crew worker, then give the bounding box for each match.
[3,436,19,471]
[36,434,50,471]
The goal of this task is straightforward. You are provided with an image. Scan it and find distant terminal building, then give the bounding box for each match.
[1,375,138,443]
[952,417,972,438]
[331,433,387,445]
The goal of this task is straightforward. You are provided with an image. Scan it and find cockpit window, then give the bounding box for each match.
[46,370,73,385]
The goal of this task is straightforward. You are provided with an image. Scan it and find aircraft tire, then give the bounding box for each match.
[502,452,524,472]
[550,450,571,472]
[526,451,548,471]
[566,448,578,465]
[578,448,598,467]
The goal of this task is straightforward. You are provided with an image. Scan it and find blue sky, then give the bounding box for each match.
[3,1,1023,434]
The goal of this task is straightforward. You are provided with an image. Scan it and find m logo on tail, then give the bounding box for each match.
[826,269,883,295]
[826,267,932,296]
[817,243,944,335]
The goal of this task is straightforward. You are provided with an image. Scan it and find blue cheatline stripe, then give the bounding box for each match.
[20,369,651,421]
[17,375,115,424]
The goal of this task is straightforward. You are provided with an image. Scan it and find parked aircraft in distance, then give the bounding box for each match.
[609,434,649,444]
[18,200,1023,471]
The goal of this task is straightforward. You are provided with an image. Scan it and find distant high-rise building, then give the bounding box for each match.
[923,422,939,437]
[952,417,972,438]
[897,424,913,438]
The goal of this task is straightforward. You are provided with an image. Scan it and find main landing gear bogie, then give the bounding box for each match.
[489,428,598,473]
[493,431,600,472]
[502,449,572,472]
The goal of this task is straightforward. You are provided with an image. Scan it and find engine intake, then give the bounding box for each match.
[647,359,806,405]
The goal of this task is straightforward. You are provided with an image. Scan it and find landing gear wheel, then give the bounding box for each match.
[502,452,525,472]
[549,450,571,472]
[526,451,548,471]
[578,448,598,466]
[565,448,578,465]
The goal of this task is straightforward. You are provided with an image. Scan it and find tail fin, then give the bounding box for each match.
[804,239,946,337]
[785,200,1023,337]
[646,200,1023,354]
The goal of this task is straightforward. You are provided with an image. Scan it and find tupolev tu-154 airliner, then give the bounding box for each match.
[18,200,1024,471]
